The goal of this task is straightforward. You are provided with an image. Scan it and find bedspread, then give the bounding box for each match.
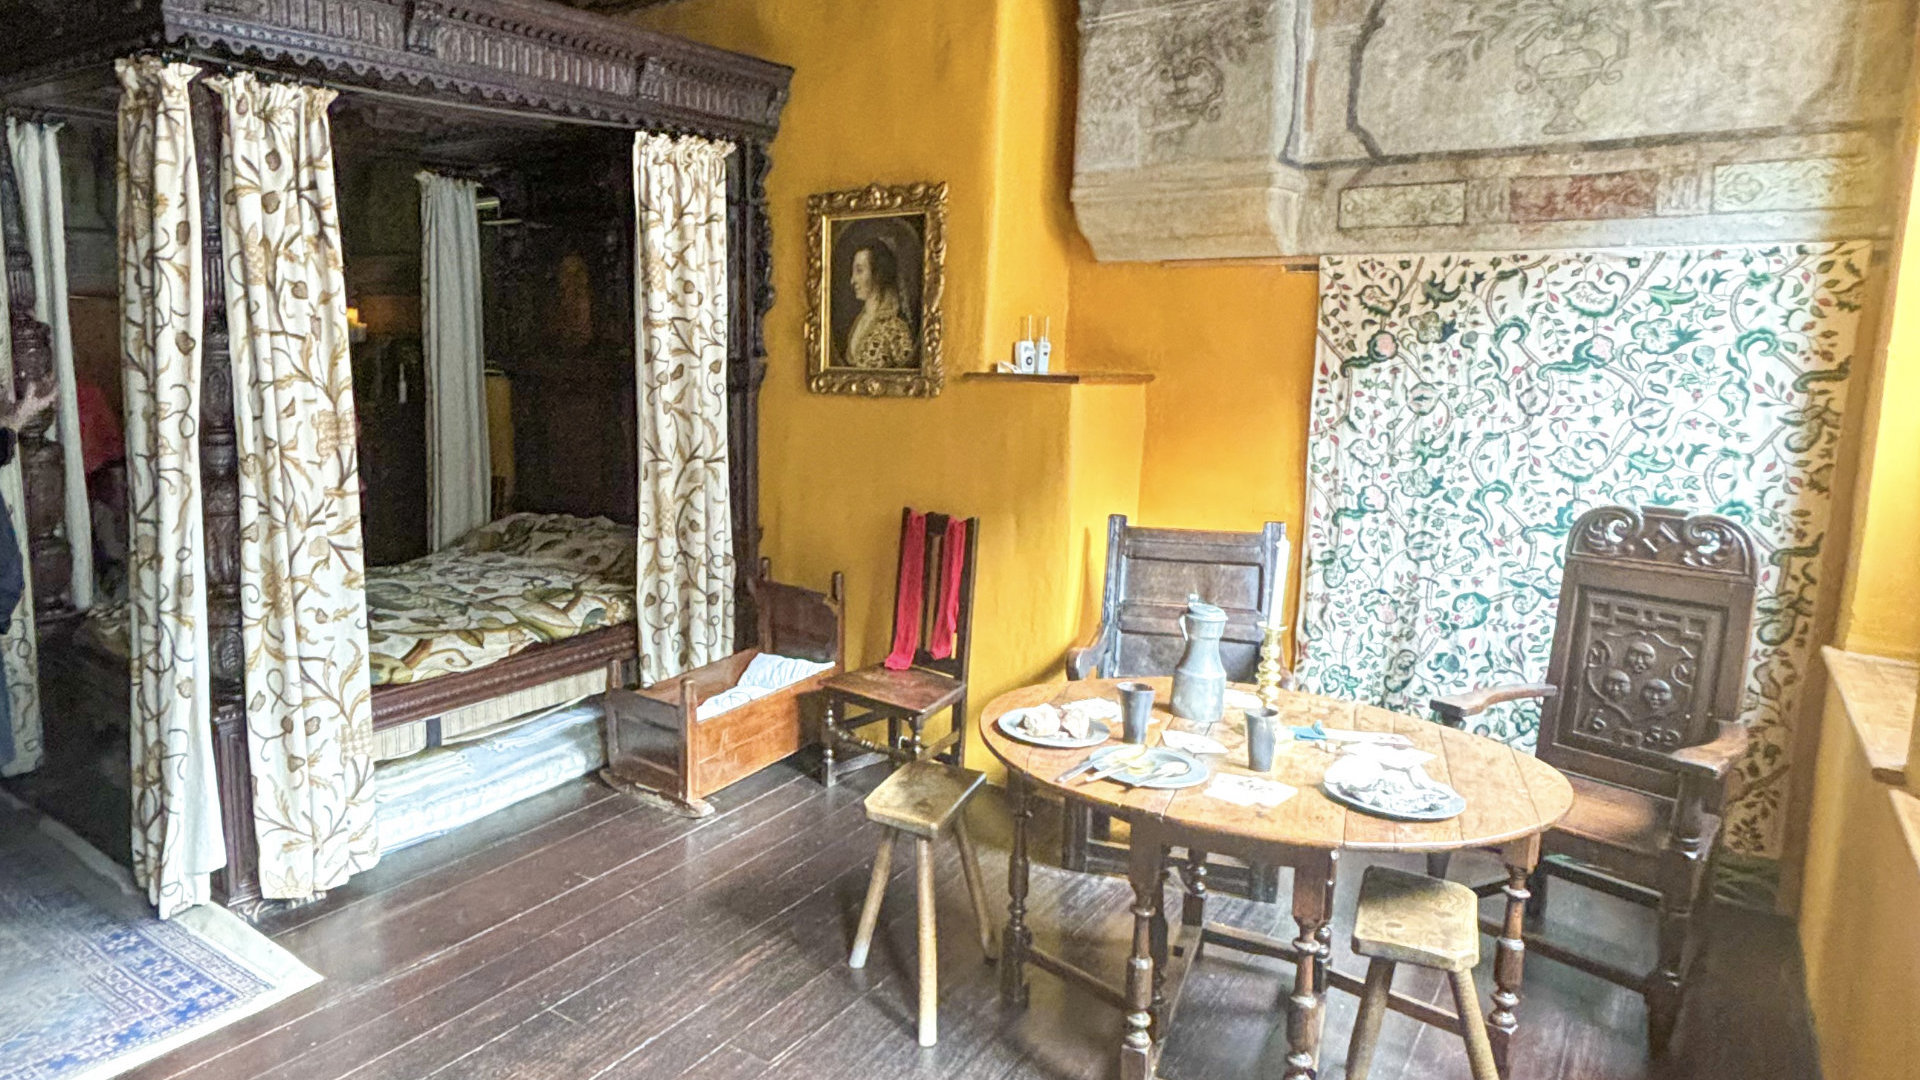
[367,513,636,687]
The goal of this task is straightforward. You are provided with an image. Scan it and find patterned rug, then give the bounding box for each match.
[0,804,320,1080]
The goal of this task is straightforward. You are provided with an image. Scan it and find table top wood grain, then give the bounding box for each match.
[980,677,1572,854]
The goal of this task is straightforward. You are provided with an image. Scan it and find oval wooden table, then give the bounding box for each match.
[981,678,1573,1080]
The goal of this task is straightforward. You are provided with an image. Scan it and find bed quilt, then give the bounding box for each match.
[367,514,636,687]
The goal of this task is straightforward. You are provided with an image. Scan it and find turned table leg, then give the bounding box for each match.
[999,774,1033,1007]
[1182,848,1210,928]
[1121,824,1166,1080]
[1285,851,1336,1080]
[1490,837,1541,1078]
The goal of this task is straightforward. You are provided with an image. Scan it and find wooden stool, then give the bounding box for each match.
[1346,865,1499,1080]
[849,760,998,1047]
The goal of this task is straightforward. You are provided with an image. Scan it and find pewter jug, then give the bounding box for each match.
[1171,594,1227,724]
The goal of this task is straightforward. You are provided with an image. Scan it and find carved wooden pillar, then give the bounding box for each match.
[726,138,770,651]
[190,83,261,915]
[0,134,74,619]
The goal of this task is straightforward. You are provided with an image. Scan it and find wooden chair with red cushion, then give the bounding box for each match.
[818,508,979,786]
[1427,505,1759,1053]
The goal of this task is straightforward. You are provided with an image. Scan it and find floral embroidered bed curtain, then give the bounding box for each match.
[1295,244,1868,858]
[417,171,490,550]
[632,133,735,684]
[0,190,42,779]
[6,118,94,613]
[118,57,226,918]
[208,73,380,900]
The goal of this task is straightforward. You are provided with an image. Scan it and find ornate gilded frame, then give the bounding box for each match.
[806,181,947,397]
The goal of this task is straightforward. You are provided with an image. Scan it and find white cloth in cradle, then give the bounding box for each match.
[694,653,835,721]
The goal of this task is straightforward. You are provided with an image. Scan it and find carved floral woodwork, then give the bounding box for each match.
[1073,0,1911,258]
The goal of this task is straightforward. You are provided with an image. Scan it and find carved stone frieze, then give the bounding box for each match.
[1074,0,1912,258]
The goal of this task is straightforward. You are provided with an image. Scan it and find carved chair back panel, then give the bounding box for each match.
[1101,516,1281,681]
[1537,507,1758,799]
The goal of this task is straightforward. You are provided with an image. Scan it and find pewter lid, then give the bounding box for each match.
[1185,594,1226,623]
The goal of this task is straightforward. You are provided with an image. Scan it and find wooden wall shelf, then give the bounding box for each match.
[960,371,1154,385]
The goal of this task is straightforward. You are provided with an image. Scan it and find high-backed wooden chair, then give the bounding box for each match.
[1428,506,1758,1053]
[819,509,979,786]
[1064,514,1288,899]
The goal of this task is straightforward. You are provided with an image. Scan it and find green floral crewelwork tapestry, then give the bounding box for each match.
[1296,244,1869,858]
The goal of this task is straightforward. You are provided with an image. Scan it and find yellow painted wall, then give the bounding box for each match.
[1836,28,1920,663]
[1067,250,1321,636]
[1798,679,1920,1080]
[633,0,1146,776]
[637,0,1322,740]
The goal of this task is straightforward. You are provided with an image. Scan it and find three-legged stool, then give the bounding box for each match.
[849,760,998,1047]
[1346,864,1500,1080]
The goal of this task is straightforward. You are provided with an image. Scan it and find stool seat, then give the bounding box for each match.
[864,760,986,839]
[1346,864,1498,1080]
[850,761,997,1048]
[1352,865,1481,972]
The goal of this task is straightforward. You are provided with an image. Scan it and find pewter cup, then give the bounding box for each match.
[1244,705,1279,772]
[1116,681,1155,744]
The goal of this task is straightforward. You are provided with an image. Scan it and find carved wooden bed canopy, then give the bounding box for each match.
[0,0,791,913]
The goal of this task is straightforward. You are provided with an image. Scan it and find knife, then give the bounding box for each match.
[1079,749,1161,786]
[1056,745,1144,784]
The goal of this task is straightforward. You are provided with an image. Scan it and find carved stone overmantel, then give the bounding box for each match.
[1074,0,1913,259]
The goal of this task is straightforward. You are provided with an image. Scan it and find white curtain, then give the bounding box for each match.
[208,72,379,901]
[418,171,489,550]
[0,198,41,779]
[6,118,93,612]
[119,56,225,918]
[632,133,735,684]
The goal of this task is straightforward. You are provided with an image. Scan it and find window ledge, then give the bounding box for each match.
[1821,645,1916,786]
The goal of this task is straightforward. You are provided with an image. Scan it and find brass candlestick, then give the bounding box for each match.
[1256,620,1288,708]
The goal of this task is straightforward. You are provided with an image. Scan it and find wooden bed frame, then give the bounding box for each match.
[1,0,790,915]
[602,563,845,817]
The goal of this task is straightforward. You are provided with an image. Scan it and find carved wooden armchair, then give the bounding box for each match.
[1064,514,1288,899]
[1429,506,1758,1053]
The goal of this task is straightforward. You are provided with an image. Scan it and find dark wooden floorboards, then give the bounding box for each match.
[125,762,1820,1080]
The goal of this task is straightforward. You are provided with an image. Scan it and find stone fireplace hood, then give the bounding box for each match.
[1073,0,1912,260]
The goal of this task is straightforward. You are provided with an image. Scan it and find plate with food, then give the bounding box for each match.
[1076,744,1209,790]
[997,702,1112,749]
[1320,751,1466,821]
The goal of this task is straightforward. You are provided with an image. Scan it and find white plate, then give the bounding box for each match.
[1321,754,1466,822]
[1085,745,1210,789]
[997,712,1112,749]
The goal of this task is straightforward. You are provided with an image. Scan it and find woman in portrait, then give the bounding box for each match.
[844,241,915,369]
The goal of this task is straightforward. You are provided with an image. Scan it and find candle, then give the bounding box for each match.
[1270,527,1291,627]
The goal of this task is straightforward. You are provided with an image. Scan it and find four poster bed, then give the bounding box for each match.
[0,0,793,914]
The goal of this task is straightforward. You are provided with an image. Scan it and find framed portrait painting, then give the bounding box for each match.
[806,182,947,397]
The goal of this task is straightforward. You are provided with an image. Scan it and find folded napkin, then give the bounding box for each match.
[1290,720,1414,748]
[1205,774,1298,808]
[1062,698,1121,724]
[1337,742,1434,769]
[1224,689,1264,711]
[1161,729,1227,756]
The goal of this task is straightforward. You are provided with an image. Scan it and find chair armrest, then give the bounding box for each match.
[1430,683,1557,727]
[1065,624,1114,682]
[1669,720,1748,783]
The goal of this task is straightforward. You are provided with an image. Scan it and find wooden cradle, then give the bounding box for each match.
[602,563,845,817]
